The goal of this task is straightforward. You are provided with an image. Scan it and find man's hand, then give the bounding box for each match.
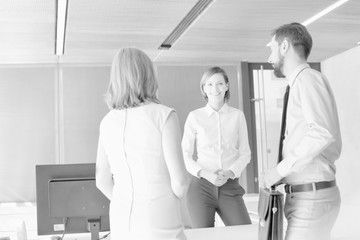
[262,167,282,189]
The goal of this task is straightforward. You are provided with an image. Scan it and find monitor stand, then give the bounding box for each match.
[87,219,100,240]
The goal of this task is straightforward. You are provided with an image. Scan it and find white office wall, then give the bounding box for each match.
[0,63,246,202]
[321,46,360,237]
[0,66,56,202]
[61,66,109,164]
[321,46,360,204]
[0,65,110,202]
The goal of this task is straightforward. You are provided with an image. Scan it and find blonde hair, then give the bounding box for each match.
[105,48,159,109]
[200,67,230,102]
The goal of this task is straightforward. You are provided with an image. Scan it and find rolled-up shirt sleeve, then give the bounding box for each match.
[277,73,340,177]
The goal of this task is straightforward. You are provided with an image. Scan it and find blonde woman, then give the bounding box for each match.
[96,47,189,240]
[182,67,251,228]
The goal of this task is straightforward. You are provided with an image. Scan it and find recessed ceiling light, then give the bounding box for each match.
[302,0,350,26]
[158,0,215,51]
[55,0,69,56]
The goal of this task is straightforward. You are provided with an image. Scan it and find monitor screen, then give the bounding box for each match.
[36,163,110,239]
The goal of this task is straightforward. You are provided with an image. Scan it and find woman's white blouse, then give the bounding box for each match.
[182,103,251,178]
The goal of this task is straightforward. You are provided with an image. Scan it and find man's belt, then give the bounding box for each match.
[284,180,336,194]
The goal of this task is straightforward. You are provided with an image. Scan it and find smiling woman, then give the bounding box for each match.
[201,68,230,111]
[181,66,252,228]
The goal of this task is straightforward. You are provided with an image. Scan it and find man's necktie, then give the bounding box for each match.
[277,85,290,163]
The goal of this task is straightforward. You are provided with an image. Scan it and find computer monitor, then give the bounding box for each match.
[36,163,110,240]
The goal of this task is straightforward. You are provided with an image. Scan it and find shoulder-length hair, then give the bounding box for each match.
[105,47,159,109]
[200,66,230,102]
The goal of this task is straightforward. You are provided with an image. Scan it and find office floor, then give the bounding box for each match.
[0,194,359,240]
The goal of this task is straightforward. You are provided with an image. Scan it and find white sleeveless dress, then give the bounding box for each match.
[98,103,186,240]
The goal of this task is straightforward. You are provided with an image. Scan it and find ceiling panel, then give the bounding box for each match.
[61,0,198,63]
[0,0,57,63]
[307,0,360,61]
[0,0,359,64]
[156,0,360,63]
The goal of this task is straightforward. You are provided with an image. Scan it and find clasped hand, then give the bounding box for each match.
[202,169,234,187]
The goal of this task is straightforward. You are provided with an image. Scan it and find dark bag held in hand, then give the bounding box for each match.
[258,186,284,240]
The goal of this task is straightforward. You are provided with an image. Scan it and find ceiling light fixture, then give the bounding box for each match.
[302,0,350,26]
[158,0,215,50]
[55,0,69,56]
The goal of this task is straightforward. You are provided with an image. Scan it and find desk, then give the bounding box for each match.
[185,224,258,240]
[30,225,258,240]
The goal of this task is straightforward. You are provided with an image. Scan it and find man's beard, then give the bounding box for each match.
[273,55,286,78]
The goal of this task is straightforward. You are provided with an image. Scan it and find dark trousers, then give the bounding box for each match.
[187,176,251,228]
